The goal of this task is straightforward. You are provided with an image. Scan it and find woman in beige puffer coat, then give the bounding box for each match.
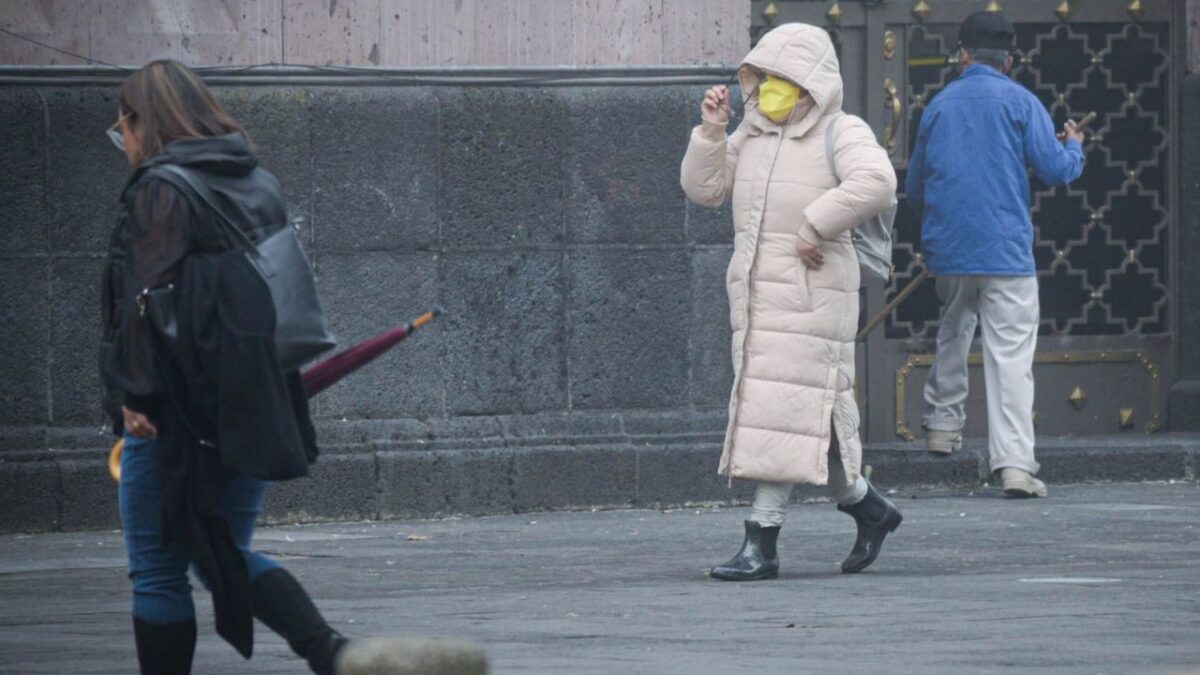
[681,23,902,581]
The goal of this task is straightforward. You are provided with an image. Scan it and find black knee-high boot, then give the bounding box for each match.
[250,568,347,675]
[133,616,197,675]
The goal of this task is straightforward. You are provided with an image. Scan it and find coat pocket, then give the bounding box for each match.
[755,234,801,284]
[796,265,813,311]
[757,234,813,312]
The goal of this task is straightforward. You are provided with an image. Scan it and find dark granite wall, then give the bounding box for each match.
[0,82,740,531]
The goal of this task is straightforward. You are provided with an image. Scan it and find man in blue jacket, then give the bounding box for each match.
[906,11,1084,498]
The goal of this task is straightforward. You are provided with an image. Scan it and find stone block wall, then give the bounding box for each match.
[0,81,741,531]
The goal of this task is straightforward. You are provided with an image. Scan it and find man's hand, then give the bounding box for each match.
[701,85,731,126]
[798,241,824,270]
[1059,119,1085,144]
[123,406,158,439]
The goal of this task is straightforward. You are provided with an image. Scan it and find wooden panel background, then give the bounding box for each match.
[0,0,749,67]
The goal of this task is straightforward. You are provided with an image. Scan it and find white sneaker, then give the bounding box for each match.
[336,638,487,675]
[926,429,962,455]
[1000,468,1047,498]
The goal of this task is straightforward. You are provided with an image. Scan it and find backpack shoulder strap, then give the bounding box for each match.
[824,112,845,183]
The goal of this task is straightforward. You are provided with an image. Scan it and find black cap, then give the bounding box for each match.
[958,11,1015,50]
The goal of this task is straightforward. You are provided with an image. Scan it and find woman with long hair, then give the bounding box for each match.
[681,24,903,581]
[100,60,483,675]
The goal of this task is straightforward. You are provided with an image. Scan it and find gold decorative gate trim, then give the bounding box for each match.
[894,350,1161,441]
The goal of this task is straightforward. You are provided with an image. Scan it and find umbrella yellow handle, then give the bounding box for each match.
[412,309,440,330]
[109,438,124,482]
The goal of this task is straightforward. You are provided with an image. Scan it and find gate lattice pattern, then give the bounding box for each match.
[888,22,1170,339]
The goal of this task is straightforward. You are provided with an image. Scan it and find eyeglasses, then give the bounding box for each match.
[107,111,131,152]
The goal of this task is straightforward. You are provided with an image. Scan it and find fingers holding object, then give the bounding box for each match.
[705,86,729,108]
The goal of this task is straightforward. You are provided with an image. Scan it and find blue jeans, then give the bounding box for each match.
[119,434,280,624]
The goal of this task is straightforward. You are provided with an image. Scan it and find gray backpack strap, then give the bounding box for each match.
[824,112,844,183]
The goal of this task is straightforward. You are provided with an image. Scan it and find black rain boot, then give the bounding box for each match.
[133,616,197,675]
[710,520,780,581]
[250,569,347,675]
[837,482,903,574]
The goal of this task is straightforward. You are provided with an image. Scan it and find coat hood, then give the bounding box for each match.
[121,131,286,240]
[143,132,258,176]
[123,132,269,208]
[738,24,844,120]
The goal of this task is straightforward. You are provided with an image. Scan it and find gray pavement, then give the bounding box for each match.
[1,482,1198,675]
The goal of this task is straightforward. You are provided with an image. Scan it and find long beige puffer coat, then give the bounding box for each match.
[681,24,897,486]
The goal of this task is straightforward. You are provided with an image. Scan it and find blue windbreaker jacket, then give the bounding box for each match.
[905,65,1084,276]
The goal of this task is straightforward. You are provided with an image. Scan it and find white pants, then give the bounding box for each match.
[751,441,868,527]
[922,275,1040,475]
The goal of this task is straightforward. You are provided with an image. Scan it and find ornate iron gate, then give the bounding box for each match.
[750,0,1183,442]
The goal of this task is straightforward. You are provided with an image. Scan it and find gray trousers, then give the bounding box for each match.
[923,275,1040,475]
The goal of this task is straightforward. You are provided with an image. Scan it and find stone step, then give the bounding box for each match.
[1,433,1195,535]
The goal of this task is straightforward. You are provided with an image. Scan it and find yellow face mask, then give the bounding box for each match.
[758,75,801,123]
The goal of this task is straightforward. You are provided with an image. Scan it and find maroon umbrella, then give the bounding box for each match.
[112,309,441,481]
[302,309,440,397]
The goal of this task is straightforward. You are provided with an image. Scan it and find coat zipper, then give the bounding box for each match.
[726,129,787,485]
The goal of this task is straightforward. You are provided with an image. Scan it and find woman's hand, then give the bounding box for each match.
[798,241,824,270]
[123,406,158,439]
[701,85,731,126]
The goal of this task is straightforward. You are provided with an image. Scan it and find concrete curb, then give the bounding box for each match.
[2,433,1197,534]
